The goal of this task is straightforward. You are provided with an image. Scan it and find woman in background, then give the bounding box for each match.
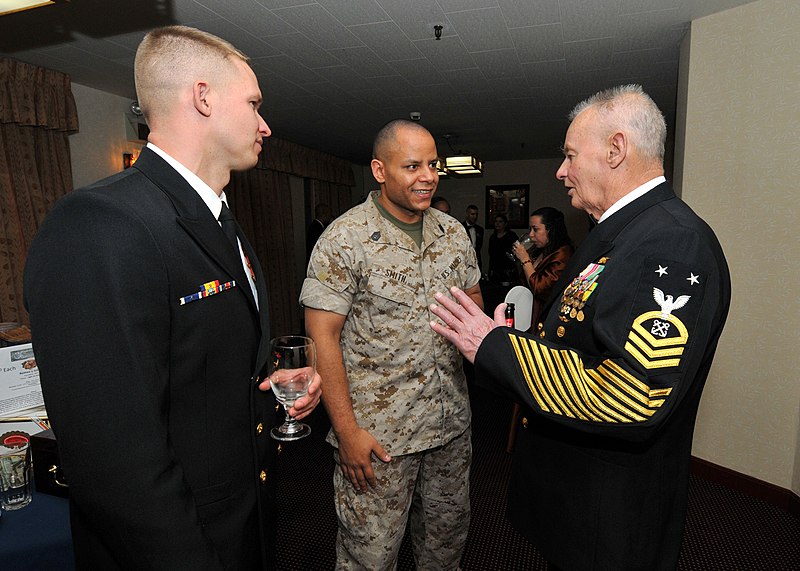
[513,206,574,328]
[507,207,573,452]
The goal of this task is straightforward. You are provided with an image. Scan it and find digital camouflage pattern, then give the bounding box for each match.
[300,191,481,456]
[332,429,471,570]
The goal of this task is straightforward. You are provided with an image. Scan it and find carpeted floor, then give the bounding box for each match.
[274,382,800,570]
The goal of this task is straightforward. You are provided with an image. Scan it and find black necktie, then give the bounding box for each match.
[218,201,239,253]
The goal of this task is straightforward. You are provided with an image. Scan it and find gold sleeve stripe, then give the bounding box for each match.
[531,340,574,417]
[507,332,674,424]
[586,368,651,421]
[509,335,551,412]
[603,361,672,407]
[584,373,640,422]
[536,342,581,419]
[649,387,673,397]
[550,350,596,421]
[595,363,649,406]
[563,352,619,422]
[519,336,561,413]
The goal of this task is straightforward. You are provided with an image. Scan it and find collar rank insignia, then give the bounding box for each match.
[625,285,692,370]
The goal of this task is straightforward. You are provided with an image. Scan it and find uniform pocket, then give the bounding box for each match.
[194,480,232,525]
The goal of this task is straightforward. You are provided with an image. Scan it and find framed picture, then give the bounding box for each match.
[485,184,529,228]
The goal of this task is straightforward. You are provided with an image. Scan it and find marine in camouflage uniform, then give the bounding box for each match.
[302,121,481,571]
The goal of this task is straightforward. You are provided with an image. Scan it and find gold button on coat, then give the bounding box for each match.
[256,422,263,435]
[522,417,528,428]
[557,326,565,337]
[259,470,267,484]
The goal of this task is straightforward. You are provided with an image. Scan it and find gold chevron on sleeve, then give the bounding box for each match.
[507,332,674,424]
[625,311,688,369]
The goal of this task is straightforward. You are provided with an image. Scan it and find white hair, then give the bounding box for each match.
[569,84,666,162]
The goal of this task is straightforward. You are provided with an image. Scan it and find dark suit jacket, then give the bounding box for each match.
[24,148,277,570]
[476,183,731,570]
[463,221,484,269]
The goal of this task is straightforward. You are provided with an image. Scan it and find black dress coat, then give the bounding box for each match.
[24,148,278,570]
[475,183,731,570]
[462,221,484,269]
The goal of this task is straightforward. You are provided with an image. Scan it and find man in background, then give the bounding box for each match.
[463,204,484,270]
[24,26,320,570]
[430,195,451,215]
[302,119,482,570]
[306,202,332,261]
[430,85,730,570]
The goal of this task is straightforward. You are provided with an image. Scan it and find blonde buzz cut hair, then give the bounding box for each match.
[134,25,249,123]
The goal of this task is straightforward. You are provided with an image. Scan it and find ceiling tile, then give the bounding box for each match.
[251,53,323,84]
[316,0,391,26]
[263,33,343,68]
[522,59,567,88]
[273,4,364,49]
[348,21,423,61]
[559,0,621,42]
[195,0,297,37]
[498,0,560,28]
[171,0,221,24]
[447,7,514,52]
[327,45,395,77]
[510,23,564,63]
[563,37,614,73]
[413,37,476,71]
[471,48,523,80]
[441,67,491,92]
[300,81,363,104]
[438,0,501,11]
[313,65,374,91]
[390,58,444,86]
[370,74,421,98]
[376,0,450,41]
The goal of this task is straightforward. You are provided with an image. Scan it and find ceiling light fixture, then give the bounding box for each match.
[438,134,483,177]
[0,0,68,17]
[445,155,483,175]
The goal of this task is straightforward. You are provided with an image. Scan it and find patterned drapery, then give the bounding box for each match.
[0,58,78,325]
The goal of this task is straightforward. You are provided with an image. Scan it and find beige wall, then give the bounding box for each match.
[677,0,800,494]
[70,83,144,188]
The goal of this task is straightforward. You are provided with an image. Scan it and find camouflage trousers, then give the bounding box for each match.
[333,427,472,571]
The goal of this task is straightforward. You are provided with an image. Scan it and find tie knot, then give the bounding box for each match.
[218,201,238,251]
[219,201,235,223]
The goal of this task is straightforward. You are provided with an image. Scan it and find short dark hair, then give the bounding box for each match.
[466,204,478,211]
[372,119,432,160]
[531,206,572,256]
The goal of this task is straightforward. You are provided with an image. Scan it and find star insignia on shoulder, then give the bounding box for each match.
[687,273,700,285]
[655,265,668,277]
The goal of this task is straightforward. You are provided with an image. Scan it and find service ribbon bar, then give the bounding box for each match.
[179,280,236,305]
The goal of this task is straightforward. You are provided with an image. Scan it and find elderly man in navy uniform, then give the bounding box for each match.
[430,85,731,571]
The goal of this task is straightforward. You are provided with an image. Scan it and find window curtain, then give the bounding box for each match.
[0,58,78,326]
[226,136,356,336]
[309,178,353,220]
[226,168,297,336]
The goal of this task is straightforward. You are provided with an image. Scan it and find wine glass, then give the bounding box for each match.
[268,335,316,441]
